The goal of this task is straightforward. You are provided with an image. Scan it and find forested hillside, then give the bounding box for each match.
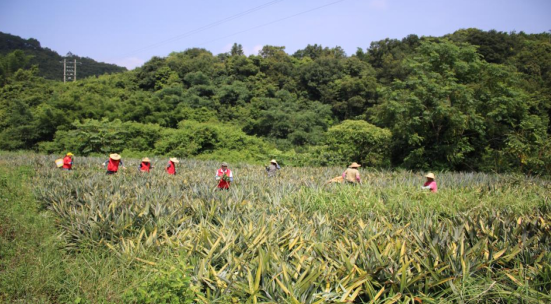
[1,28,550,174]
[0,32,126,80]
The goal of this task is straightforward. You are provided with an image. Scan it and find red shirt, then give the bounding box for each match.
[216,168,232,189]
[107,159,121,172]
[140,162,151,172]
[62,156,72,169]
[424,180,438,193]
[166,161,176,175]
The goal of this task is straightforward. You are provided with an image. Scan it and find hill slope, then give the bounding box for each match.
[0,32,126,80]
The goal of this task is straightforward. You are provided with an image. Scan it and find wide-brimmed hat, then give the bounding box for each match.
[349,162,361,168]
[221,162,228,167]
[169,158,179,163]
[425,172,435,179]
[66,152,74,156]
[142,157,151,162]
[270,159,278,164]
[110,153,121,160]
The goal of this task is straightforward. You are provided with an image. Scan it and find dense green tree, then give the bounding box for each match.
[0,50,32,85]
[293,44,347,60]
[325,120,392,167]
[230,43,244,56]
[447,28,522,64]
[365,34,420,84]
[1,30,550,173]
[371,39,549,173]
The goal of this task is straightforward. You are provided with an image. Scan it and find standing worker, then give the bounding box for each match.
[103,153,124,175]
[342,162,361,184]
[166,158,179,175]
[266,159,280,177]
[421,172,438,193]
[216,162,233,190]
[62,152,74,170]
[139,157,152,172]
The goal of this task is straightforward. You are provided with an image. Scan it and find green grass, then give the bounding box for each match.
[0,159,156,303]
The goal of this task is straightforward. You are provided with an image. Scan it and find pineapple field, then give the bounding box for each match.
[3,153,551,303]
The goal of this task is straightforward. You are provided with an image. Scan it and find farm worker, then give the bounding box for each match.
[166,158,179,175]
[139,157,152,172]
[62,152,74,170]
[103,153,124,175]
[216,162,233,189]
[266,159,280,177]
[342,162,361,184]
[421,172,438,193]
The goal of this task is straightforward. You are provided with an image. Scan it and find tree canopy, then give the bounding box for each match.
[1,29,550,174]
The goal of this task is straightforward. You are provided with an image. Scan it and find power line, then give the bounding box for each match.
[195,0,346,51]
[119,0,284,58]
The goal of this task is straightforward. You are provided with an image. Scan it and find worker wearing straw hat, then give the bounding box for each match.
[342,162,361,184]
[139,157,152,173]
[266,159,281,177]
[103,153,124,175]
[166,158,179,175]
[421,172,438,193]
[216,162,233,189]
[62,152,74,170]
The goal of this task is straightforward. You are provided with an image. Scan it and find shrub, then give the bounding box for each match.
[324,119,392,167]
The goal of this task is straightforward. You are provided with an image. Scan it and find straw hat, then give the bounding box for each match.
[425,172,435,179]
[169,158,179,163]
[142,157,151,162]
[349,162,361,168]
[221,162,228,167]
[66,152,74,156]
[110,153,121,160]
[270,159,278,164]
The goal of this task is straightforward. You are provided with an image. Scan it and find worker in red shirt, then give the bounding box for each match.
[166,158,179,175]
[62,152,74,170]
[216,162,233,190]
[421,172,438,193]
[103,153,124,175]
[139,157,152,172]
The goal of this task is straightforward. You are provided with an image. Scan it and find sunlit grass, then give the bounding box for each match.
[3,153,550,303]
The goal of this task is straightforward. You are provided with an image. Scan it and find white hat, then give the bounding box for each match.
[109,153,121,160]
[349,162,361,168]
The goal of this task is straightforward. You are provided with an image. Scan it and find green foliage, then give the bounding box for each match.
[0,50,32,85]
[0,157,149,303]
[370,39,550,173]
[325,120,392,167]
[156,120,275,163]
[244,90,333,148]
[1,30,550,173]
[123,259,203,304]
[40,119,162,155]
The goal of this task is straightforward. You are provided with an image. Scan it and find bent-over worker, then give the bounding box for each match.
[103,153,124,175]
[342,162,361,184]
[166,158,179,175]
[139,157,152,172]
[266,159,280,177]
[421,172,438,193]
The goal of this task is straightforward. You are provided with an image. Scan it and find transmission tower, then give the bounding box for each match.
[61,54,81,83]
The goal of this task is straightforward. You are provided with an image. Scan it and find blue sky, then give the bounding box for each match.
[1,0,550,69]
